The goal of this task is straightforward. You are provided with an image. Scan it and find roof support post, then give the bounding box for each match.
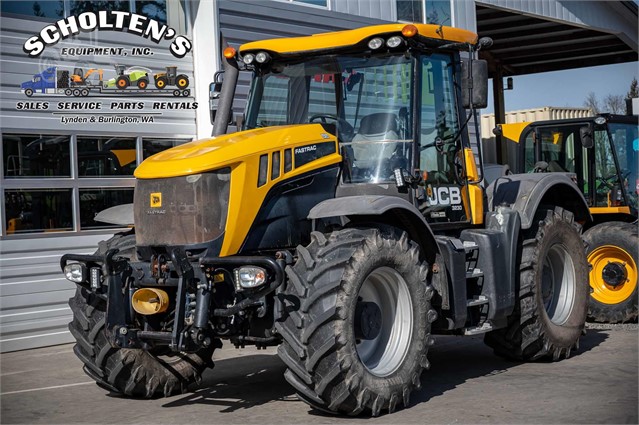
[492,66,506,164]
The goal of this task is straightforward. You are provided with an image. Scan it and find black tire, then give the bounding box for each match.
[68,232,215,398]
[584,222,638,323]
[25,88,34,97]
[276,228,435,416]
[137,78,148,90]
[176,74,189,89]
[80,88,89,97]
[72,88,81,97]
[155,76,168,89]
[64,88,72,96]
[484,207,589,361]
[116,76,129,89]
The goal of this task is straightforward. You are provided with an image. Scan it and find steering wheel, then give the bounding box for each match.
[309,114,354,141]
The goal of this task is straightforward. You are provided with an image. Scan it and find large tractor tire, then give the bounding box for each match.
[585,222,638,323]
[276,228,435,416]
[155,76,168,89]
[116,76,129,89]
[485,207,589,361]
[68,232,215,398]
[176,74,189,89]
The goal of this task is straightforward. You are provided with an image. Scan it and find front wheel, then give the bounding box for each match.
[585,222,638,323]
[24,88,34,97]
[485,207,589,361]
[68,233,215,397]
[276,228,435,416]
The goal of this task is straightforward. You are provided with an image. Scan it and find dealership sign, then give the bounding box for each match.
[23,11,192,58]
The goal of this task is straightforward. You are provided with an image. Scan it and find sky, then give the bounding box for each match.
[484,61,638,115]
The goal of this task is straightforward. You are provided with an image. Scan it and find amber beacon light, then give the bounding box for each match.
[223,46,237,59]
[402,24,419,37]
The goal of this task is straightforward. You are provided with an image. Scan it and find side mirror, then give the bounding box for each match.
[209,71,224,125]
[580,124,594,148]
[461,59,488,109]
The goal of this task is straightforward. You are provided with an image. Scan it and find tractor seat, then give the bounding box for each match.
[351,113,399,161]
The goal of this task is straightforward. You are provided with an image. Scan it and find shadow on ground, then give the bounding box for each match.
[163,330,609,415]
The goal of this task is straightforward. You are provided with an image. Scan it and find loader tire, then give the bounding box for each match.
[484,207,588,361]
[585,222,638,323]
[276,228,435,416]
[68,232,215,398]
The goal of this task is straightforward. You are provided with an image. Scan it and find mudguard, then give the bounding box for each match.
[308,195,439,263]
[94,203,134,226]
[486,173,591,229]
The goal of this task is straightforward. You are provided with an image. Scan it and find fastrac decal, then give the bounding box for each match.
[23,11,192,59]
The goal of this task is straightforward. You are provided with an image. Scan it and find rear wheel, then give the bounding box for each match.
[176,74,189,89]
[276,228,435,416]
[585,222,638,323]
[68,232,215,397]
[485,207,589,361]
[137,78,148,89]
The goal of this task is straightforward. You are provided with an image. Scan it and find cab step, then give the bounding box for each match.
[466,268,484,279]
[466,295,489,307]
[463,322,493,335]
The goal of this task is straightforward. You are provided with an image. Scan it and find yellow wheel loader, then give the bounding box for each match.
[61,23,591,416]
[495,115,638,323]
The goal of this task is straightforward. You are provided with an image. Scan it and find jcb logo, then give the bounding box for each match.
[426,186,462,206]
[150,192,162,208]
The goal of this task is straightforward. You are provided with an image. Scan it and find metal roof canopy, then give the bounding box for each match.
[474,0,638,163]
[476,1,638,76]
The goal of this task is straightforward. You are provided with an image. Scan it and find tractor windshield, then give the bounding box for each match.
[244,52,462,187]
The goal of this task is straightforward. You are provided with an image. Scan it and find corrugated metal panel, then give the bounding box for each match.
[0,233,113,352]
[476,0,637,51]
[332,0,396,21]
[218,0,389,118]
[0,15,196,136]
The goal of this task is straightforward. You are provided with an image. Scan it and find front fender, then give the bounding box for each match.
[486,173,591,229]
[308,195,439,263]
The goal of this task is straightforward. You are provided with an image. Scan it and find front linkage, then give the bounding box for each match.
[61,247,286,353]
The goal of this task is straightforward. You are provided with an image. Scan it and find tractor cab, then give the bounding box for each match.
[230,24,488,226]
[498,114,639,218]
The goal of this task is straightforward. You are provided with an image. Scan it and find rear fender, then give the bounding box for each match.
[486,173,591,228]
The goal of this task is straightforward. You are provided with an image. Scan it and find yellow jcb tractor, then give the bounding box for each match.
[495,115,638,323]
[61,23,591,416]
[153,66,189,89]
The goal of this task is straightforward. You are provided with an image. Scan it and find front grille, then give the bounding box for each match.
[134,169,231,246]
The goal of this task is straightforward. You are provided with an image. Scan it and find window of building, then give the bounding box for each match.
[1,1,167,24]
[292,0,327,6]
[426,0,451,25]
[1,1,63,20]
[396,0,451,24]
[397,0,423,22]
[3,134,71,178]
[1,134,190,236]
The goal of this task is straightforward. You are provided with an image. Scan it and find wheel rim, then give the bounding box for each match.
[541,244,577,325]
[589,245,637,305]
[355,267,413,377]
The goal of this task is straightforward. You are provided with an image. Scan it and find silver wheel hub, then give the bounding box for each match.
[355,267,413,377]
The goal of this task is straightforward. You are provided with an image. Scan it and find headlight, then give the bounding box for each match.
[386,36,403,48]
[368,37,384,50]
[64,263,86,283]
[235,266,267,289]
[242,53,255,65]
[255,51,270,63]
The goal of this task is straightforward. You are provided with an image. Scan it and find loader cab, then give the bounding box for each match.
[516,115,638,217]
[242,44,485,226]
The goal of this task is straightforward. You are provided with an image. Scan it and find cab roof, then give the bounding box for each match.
[239,23,478,56]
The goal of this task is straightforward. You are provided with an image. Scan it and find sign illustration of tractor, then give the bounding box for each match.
[109,65,151,89]
[153,66,189,89]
